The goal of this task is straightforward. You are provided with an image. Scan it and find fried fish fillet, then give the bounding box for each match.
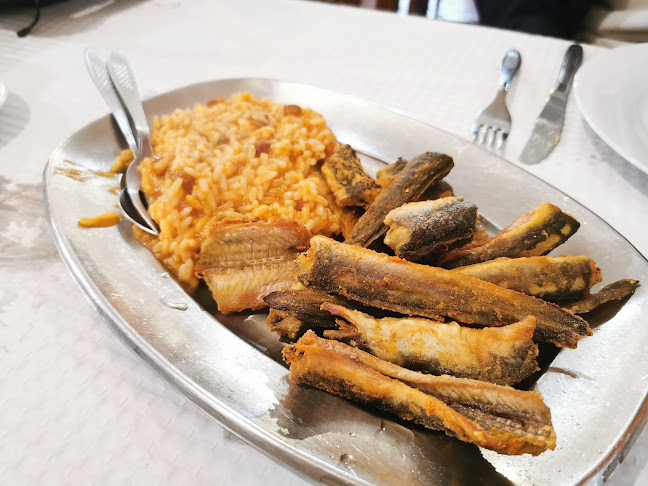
[322,303,538,385]
[347,152,454,247]
[283,331,556,455]
[438,202,580,268]
[564,279,640,314]
[321,144,380,208]
[454,256,602,302]
[384,197,478,261]
[298,236,591,347]
[196,220,311,314]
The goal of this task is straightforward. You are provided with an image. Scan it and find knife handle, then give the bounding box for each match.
[499,49,521,90]
[554,44,583,94]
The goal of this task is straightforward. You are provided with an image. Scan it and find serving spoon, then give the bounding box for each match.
[84,49,159,235]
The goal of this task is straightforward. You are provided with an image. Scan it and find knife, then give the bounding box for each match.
[520,44,583,164]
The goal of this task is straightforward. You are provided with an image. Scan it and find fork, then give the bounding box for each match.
[472,49,521,152]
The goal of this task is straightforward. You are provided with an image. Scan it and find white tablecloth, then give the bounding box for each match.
[1,1,647,484]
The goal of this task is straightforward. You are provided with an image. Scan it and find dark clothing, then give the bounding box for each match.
[475,0,596,39]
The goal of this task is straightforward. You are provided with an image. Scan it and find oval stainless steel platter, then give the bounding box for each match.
[45,79,648,485]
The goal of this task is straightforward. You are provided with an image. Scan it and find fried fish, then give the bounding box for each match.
[438,202,580,268]
[375,157,407,187]
[347,152,454,247]
[264,288,352,338]
[376,159,454,200]
[564,279,640,314]
[196,219,311,314]
[321,144,380,208]
[322,303,538,385]
[283,331,556,455]
[384,197,478,261]
[454,256,602,302]
[298,236,591,347]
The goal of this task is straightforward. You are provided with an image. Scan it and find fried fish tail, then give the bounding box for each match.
[283,331,556,455]
[197,219,311,314]
[298,236,591,347]
[322,303,538,385]
[347,152,454,247]
[454,256,602,302]
[564,279,640,314]
[384,197,478,261]
[438,202,580,268]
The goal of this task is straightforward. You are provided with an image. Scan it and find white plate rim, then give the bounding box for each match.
[573,43,648,173]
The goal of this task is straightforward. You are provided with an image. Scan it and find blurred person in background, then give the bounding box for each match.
[434,0,648,44]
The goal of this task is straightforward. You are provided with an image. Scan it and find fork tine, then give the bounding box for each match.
[486,128,496,147]
[471,124,480,142]
[495,130,506,150]
[477,126,488,145]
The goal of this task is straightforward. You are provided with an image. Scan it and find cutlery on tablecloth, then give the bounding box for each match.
[84,49,159,235]
[520,44,583,165]
[472,49,521,152]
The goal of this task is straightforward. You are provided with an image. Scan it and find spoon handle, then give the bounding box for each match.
[107,52,154,156]
[84,49,138,154]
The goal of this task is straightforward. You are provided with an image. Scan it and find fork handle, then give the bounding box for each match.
[499,49,521,90]
[554,44,583,94]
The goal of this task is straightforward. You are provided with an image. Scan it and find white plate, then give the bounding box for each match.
[573,43,648,172]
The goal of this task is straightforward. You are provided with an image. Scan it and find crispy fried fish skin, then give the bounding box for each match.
[197,220,311,314]
[298,236,591,347]
[265,289,348,321]
[384,197,478,261]
[347,153,454,247]
[377,160,454,200]
[438,202,580,269]
[265,288,374,338]
[321,144,380,208]
[322,303,538,385]
[564,279,640,314]
[339,206,364,241]
[267,310,314,340]
[376,157,408,187]
[283,331,556,455]
[454,256,602,302]
[420,180,454,200]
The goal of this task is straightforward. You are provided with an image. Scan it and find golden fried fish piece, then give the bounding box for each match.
[298,236,591,348]
[283,331,556,456]
[438,202,580,269]
[322,303,538,385]
[196,219,311,314]
[384,197,477,261]
[347,152,454,247]
[454,256,602,302]
[321,144,380,208]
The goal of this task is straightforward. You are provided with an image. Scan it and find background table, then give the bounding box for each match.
[1,0,647,484]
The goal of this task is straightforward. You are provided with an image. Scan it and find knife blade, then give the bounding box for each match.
[520,44,583,164]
